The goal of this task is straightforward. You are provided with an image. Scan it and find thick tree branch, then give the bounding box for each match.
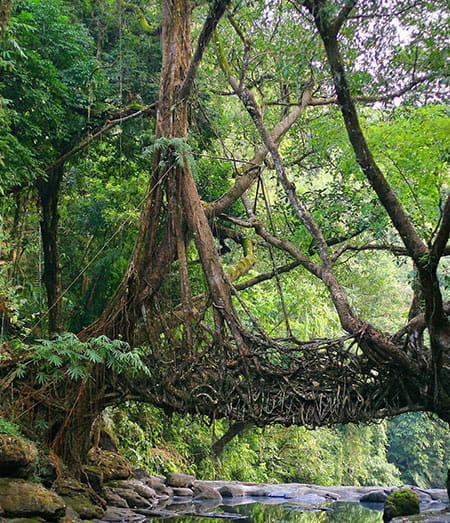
[431,195,450,261]
[302,0,449,379]
[298,76,436,106]
[332,242,410,261]
[211,422,251,455]
[238,200,323,280]
[46,105,156,174]
[179,0,232,101]
[234,261,301,291]
[206,97,311,217]
[332,242,450,262]
[318,33,427,264]
[120,1,157,33]
[331,0,357,36]
[215,29,331,267]
[393,303,450,342]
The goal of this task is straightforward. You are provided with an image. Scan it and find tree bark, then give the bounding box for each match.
[0,1,12,41]
[37,165,64,334]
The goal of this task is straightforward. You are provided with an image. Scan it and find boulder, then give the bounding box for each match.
[87,448,132,481]
[361,489,389,502]
[98,428,118,453]
[144,475,167,492]
[383,488,420,522]
[219,484,245,498]
[62,504,83,522]
[411,487,433,502]
[166,472,195,488]
[162,485,174,497]
[0,435,38,479]
[133,469,164,481]
[101,506,146,521]
[61,491,104,520]
[0,478,66,520]
[54,478,104,519]
[250,487,270,497]
[193,484,223,501]
[108,487,152,509]
[106,479,157,500]
[102,487,129,508]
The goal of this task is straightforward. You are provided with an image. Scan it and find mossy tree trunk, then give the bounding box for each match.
[54,0,233,474]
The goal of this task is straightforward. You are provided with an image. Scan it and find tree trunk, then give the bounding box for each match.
[80,0,239,345]
[49,383,101,479]
[66,0,240,473]
[211,422,251,456]
[37,165,64,334]
[0,1,12,40]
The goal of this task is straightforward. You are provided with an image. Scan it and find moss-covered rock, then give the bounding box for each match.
[0,478,66,520]
[105,479,157,500]
[60,491,104,519]
[0,435,38,479]
[82,464,104,492]
[86,448,131,481]
[54,478,104,519]
[383,488,420,522]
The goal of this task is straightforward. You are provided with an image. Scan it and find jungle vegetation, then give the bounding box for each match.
[0,0,449,484]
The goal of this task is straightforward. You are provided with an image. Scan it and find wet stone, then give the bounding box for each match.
[166,472,195,488]
[172,487,194,496]
[219,484,245,497]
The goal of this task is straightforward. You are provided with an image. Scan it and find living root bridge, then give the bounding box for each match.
[126,331,430,427]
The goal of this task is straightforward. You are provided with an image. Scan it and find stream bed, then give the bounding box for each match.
[95,479,449,522]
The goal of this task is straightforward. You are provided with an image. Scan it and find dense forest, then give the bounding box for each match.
[0,0,449,495]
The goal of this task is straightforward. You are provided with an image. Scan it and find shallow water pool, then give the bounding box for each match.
[148,499,384,521]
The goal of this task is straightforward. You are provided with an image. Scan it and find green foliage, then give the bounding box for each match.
[387,412,450,488]
[107,402,400,486]
[0,0,98,190]
[11,333,148,385]
[367,105,449,239]
[147,137,195,171]
[384,489,420,518]
[0,417,23,437]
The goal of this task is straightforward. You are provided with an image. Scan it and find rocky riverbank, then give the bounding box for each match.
[0,433,449,521]
[96,475,450,522]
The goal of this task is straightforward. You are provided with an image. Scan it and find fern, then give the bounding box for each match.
[144,137,196,173]
[10,333,149,384]
[0,417,23,436]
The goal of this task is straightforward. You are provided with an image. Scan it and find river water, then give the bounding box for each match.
[147,498,384,521]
